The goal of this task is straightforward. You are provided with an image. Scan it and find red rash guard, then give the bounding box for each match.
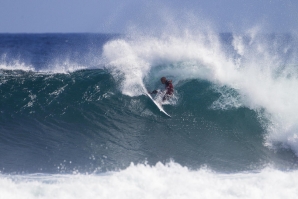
[165,80,174,95]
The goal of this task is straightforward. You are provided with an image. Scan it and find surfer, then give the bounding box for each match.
[150,77,174,101]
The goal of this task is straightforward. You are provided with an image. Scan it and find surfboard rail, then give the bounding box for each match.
[146,93,171,117]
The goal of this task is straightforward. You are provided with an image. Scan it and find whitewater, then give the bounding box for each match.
[1,27,298,198]
[1,163,298,199]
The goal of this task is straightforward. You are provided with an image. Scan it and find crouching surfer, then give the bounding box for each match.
[149,77,174,101]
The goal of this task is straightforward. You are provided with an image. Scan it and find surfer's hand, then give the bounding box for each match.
[151,90,158,94]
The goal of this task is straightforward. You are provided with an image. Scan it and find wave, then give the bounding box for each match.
[1,162,298,199]
[1,31,298,174]
[1,69,297,174]
[102,30,298,157]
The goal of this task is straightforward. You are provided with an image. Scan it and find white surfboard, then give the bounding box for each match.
[146,93,171,117]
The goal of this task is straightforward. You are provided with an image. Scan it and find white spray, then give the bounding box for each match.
[102,25,298,155]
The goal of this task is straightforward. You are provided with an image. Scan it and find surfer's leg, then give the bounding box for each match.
[162,94,171,101]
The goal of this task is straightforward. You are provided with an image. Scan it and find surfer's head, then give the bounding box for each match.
[161,77,166,84]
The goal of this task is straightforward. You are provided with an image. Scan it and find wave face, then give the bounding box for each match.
[1,33,298,198]
[1,68,280,173]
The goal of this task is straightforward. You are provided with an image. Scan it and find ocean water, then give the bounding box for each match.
[1,31,298,198]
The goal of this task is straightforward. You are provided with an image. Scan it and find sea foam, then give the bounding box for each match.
[1,162,297,199]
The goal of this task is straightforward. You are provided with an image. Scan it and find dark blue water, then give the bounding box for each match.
[1,33,298,175]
